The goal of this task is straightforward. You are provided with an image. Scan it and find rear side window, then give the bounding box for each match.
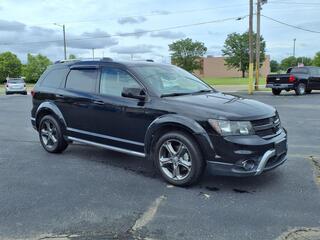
[41,68,68,88]
[65,69,98,92]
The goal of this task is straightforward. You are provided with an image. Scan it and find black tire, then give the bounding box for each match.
[39,115,68,153]
[295,83,306,95]
[272,89,282,95]
[306,89,312,94]
[153,131,204,186]
[23,91,27,95]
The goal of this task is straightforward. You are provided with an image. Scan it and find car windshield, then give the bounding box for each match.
[8,79,24,84]
[131,65,213,97]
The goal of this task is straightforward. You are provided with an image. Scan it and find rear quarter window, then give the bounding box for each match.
[40,68,69,88]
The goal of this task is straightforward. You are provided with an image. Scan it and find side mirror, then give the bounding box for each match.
[122,87,146,100]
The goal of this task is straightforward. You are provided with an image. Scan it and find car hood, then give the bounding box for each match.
[164,92,276,120]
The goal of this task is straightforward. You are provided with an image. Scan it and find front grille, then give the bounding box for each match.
[251,115,281,139]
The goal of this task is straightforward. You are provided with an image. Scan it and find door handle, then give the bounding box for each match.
[93,100,105,105]
[55,94,65,99]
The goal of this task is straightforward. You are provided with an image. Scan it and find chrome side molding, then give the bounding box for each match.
[67,136,146,158]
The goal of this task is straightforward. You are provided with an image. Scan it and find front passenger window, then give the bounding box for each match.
[100,68,141,97]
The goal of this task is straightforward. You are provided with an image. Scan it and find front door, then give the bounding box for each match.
[89,66,152,154]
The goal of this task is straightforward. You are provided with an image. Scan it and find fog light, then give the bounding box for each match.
[241,160,255,171]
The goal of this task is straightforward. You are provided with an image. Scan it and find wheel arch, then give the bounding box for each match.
[35,101,67,132]
[144,114,215,161]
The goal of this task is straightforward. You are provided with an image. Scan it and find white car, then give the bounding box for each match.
[5,78,27,95]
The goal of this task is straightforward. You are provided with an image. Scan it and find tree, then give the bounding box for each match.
[0,51,22,81]
[169,38,207,72]
[313,52,320,67]
[68,54,77,59]
[297,57,313,66]
[280,56,297,71]
[270,60,280,73]
[280,56,313,71]
[222,32,266,78]
[22,54,52,83]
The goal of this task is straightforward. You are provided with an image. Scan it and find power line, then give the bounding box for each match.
[268,1,320,6]
[30,4,248,26]
[262,15,320,34]
[0,15,248,46]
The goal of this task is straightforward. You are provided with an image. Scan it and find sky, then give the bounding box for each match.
[0,0,319,63]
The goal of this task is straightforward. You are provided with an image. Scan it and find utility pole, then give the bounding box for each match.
[54,23,67,60]
[293,38,296,57]
[255,0,267,90]
[255,0,261,90]
[248,0,254,94]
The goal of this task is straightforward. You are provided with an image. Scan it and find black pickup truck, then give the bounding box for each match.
[266,66,320,95]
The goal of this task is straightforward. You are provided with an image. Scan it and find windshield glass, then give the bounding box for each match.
[131,65,212,96]
[8,79,24,84]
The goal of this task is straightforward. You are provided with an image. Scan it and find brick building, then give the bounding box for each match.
[194,56,270,78]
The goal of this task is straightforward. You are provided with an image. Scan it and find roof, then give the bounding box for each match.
[53,58,167,69]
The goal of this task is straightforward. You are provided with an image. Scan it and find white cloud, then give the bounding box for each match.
[118,16,147,25]
[110,44,162,54]
[150,31,185,39]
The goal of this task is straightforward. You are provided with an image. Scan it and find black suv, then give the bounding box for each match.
[31,59,288,186]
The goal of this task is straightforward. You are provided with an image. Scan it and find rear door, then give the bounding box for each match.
[57,65,100,135]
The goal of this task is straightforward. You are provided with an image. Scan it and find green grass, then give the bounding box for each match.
[202,77,266,86]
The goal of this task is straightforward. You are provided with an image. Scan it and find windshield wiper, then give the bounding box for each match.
[191,89,213,95]
[160,92,193,98]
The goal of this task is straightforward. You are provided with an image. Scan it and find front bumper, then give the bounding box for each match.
[266,83,294,89]
[206,128,288,176]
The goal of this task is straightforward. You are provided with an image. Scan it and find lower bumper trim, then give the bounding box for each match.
[207,150,287,177]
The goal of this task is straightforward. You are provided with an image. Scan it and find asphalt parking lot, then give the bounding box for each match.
[0,91,320,240]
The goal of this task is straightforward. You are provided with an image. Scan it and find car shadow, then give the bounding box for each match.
[65,143,283,192]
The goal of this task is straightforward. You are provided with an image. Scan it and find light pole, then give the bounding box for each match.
[54,23,67,60]
[293,38,296,58]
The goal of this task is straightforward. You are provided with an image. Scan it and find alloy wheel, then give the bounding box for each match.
[158,139,192,181]
[40,119,58,149]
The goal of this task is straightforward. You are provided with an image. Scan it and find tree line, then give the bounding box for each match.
[0,52,76,83]
[270,53,320,73]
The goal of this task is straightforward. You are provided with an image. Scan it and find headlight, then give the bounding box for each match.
[208,119,254,136]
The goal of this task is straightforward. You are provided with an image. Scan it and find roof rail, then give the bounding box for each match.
[54,57,114,64]
[54,59,81,64]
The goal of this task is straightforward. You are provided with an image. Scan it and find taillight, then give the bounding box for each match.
[289,75,296,83]
[31,89,35,97]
